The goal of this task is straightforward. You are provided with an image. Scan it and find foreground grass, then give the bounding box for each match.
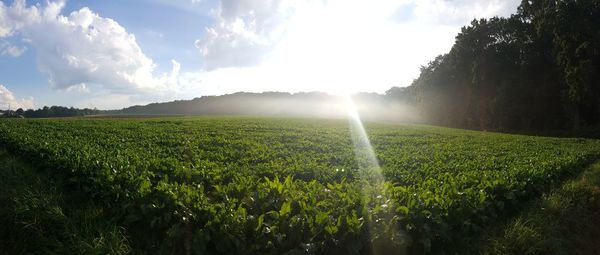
[0,149,132,255]
[477,162,600,254]
[4,147,600,255]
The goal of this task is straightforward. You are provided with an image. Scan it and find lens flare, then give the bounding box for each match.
[344,94,407,254]
[345,95,382,175]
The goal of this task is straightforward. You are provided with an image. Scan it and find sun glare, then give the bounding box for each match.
[261,0,413,96]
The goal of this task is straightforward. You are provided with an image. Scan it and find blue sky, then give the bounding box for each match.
[0,0,520,110]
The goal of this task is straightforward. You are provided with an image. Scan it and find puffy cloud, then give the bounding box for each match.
[195,0,297,70]
[0,0,41,37]
[0,0,181,95]
[0,84,34,110]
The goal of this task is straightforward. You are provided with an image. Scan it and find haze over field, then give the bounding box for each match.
[0,0,519,109]
[113,92,422,123]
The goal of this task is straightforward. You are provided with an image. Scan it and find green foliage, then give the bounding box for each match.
[0,117,599,254]
[408,0,600,133]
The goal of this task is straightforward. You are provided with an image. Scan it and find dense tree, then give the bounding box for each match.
[3,106,103,118]
[405,0,600,135]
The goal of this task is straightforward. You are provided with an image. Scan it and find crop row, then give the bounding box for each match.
[0,117,599,254]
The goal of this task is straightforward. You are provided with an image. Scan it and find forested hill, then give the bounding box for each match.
[115,92,339,116]
[111,91,420,123]
[395,0,600,134]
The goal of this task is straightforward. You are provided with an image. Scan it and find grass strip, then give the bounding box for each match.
[477,161,600,255]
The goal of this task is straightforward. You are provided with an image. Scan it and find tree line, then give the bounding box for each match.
[390,0,600,135]
[1,106,101,118]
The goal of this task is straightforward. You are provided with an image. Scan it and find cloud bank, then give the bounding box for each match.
[0,84,34,110]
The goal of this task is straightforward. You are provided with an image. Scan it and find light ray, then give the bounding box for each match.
[345,95,382,175]
[344,94,407,254]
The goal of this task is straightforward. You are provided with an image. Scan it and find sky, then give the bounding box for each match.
[0,0,521,110]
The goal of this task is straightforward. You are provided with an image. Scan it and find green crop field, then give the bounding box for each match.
[1,117,599,254]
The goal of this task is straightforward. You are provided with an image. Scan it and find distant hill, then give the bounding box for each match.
[108,91,420,123]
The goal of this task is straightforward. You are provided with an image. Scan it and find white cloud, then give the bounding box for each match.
[0,40,26,57]
[0,84,34,110]
[195,0,298,70]
[0,0,41,37]
[0,0,182,96]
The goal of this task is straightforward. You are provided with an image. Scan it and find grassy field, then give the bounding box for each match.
[1,117,599,254]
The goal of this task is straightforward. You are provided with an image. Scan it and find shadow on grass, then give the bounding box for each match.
[475,162,600,255]
[0,149,132,255]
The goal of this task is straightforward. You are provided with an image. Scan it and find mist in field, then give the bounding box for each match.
[115,92,422,123]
